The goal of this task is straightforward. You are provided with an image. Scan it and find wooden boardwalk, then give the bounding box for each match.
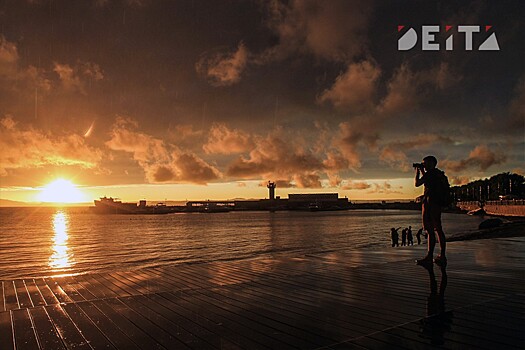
[1,237,524,349]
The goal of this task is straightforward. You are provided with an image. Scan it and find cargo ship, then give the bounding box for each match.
[91,197,174,214]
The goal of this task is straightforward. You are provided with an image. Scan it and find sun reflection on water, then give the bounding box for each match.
[49,210,72,271]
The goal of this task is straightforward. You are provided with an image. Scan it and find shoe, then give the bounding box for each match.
[434,255,447,266]
[416,256,433,265]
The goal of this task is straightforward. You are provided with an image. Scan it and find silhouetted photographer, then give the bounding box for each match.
[414,155,450,266]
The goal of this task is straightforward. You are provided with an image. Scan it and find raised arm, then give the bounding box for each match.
[415,168,425,187]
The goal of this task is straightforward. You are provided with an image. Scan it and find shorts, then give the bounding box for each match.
[422,202,442,231]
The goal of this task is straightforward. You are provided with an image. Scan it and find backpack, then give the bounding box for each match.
[436,171,454,207]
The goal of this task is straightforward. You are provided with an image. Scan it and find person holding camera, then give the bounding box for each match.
[414,155,448,266]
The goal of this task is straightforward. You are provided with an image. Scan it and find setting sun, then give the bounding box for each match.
[37,179,87,203]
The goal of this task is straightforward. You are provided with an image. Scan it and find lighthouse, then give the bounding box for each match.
[267,181,276,200]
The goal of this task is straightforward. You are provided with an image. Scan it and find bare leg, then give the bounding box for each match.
[436,227,446,257]
[427,228,436,258]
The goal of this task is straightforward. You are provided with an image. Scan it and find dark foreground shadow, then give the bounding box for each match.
[418,263,454,346]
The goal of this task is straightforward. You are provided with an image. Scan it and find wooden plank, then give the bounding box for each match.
[137,293,243,350]
[75,301,141,350]
[110,272,151,294]
[54,276,87,302]
[3,281,18,311]
[62,276,97,301]
[104,297,191,350]
[0,311,14,350]
[13,280,33,309]
[197,287,349,346]
[106,272,146,295]
[25,279,47,307]
[28,306,66,350]
[44,278,75,303]
[220,283,381,337]
[34,278,60,305]
[149,292,252,350]
[177,290,311,349]
[90,299,165,349]
[74,274,109,300]
[45,304,91,350]
[62,303,116,349]
[119,295,213,349]
[159,291,272,350]
[12,308,39,350]
[96,273,137,296]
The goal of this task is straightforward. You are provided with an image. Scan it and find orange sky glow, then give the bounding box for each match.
[1,1,523,205]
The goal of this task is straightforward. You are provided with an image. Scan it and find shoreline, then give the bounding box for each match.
[447,219,525,242]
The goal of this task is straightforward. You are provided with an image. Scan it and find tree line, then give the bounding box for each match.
[451,172,525,202]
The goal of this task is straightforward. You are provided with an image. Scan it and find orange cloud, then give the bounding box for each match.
[196,42,248,86]
[203,123,254,154]
[106,117,221,184]
[342,181,371,190]
[318,60,380,113]
[442,145,507,173]
[379,134,453,171]
[0,116,103,176]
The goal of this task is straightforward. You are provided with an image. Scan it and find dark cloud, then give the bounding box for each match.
[380,134,454,171]
[196,42,248,87]
[442,145,507,173]
[262,0,373,62]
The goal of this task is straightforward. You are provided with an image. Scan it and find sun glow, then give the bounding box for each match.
[38,179,86,203]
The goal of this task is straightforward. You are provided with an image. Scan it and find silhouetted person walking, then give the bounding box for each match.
[415,155,448,266]
[416,228,424,245]
[390,227,400,247]
[407,226,413,245]
[401,228,407,246]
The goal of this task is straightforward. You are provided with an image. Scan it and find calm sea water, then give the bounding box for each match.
[0,208,486,279]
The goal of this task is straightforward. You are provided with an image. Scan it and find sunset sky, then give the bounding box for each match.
[1,0,524,203]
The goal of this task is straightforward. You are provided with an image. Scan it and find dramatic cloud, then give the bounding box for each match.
[367,181,402,195]
[318,60,381,112]
[226,127,353,188]
[263,0,373,62]
[380,134,454,171]
[442,145,507,173]
[0,116,103,176]
[196,42,248,86]
[336,119,379,169]
[106,117,221,184]
[203,123,254,154]
[0,35,18,76]
[378,62,460,116]
[54,61,103,94]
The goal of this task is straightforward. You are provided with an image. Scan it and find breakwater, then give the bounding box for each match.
[458,200,525,217]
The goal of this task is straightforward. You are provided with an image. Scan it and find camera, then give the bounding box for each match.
[413,162,424,169]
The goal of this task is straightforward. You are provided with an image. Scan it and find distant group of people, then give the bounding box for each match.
[390,226,426,247]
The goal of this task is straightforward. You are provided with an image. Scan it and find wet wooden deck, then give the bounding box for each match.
[1,237,524,349]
